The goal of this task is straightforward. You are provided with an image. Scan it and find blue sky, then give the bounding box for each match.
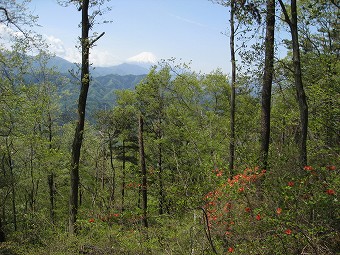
[28,0,232,74]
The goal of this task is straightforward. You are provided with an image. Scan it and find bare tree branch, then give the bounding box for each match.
[89,31,105,47]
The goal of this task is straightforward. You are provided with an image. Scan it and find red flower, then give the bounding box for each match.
[285,229,292,235]
[261,169,267,174]
[327,165,336,171]
[326,189,335,195]
[228,247,234,253]
[245,207,251,213]
[276,207,282,215]
[89,218,95,223]
[238,187,245,193]
[113,213,120,217]
[287,181,294,187]
[255,214,261,220]
[304,165,313,171]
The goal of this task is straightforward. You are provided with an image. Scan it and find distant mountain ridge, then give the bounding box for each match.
[59,72,145,123]
[43,56,149,122]
[47,56,151,76]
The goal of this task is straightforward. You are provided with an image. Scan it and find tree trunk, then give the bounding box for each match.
[109,136,115,208]
[278,0,309,167]
[158,141,164,215]
[0,217,5,242]
[158,119,164,215]
[290,0,308,167]
[229,0,236,176]
[121,140,126,212]
[5,138,17,231]
[69,0,90,235]
[138,115,148,228]
[48,173,55,224]
[29,143,36,212]
[47,112,56,224]
[260,0,275,170]
[0,155,6,242]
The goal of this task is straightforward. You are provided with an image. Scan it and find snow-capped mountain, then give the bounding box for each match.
[126,51,157,65]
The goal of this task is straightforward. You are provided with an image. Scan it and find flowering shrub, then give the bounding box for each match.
[203,165,339,254]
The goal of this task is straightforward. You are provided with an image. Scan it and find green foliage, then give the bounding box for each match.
[202,163,339,254]
[0,0,339,252]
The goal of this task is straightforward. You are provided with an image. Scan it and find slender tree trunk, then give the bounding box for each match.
[158,141,164,215]
[48,173,55,224]
[138,115,148,228]
[121,140,126,212]
[158,119,164,215]
[47,112,56,224]
[0,217,4,242]
[69,0,90,234]
[8,161,18,231]
[0,155,6,242]
[291,0,308,167]
[29,144,36,212]
[278,0,308,167]
[109,136,115,208]
[229,0,236,176]
[260,0,275,170]
[6,138,17,231]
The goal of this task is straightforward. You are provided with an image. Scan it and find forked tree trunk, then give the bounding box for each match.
[279,0,308,167]
[290,0,308,167]
[260,0,275,170]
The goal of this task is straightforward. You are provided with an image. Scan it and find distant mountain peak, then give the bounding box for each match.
[46,56,150,76]
[127,52,157,64]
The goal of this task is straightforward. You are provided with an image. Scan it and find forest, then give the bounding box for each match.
[0,0,339,254]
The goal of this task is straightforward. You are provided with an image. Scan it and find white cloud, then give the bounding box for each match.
[0,23,25,42]
[127,51,157,64]
[45,35,80,63]
[45,35,66,55]
[1,29,122,67]
[90,48,121,66]
[45,35,121,66]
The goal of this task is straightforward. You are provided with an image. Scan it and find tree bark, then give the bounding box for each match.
[290,0,308,167]
[229,0,236,176]
[158,117,164,215]
[0,155,6,242]
[278,0,308,167]
[48,173,55,224]
[260,0,275,170]
[0,217,5,242]
[138,115,148,228]
[69,0,90,235]
[47,112,56,224]
[108,135,115,208]
[5,138,17,231]
[121,140,126,212]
